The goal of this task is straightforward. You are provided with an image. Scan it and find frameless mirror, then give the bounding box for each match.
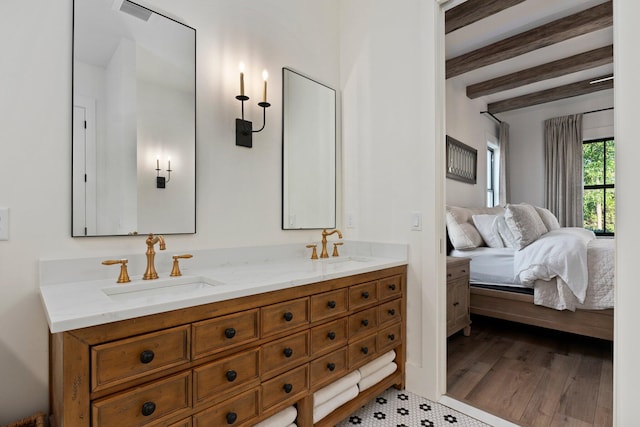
[282,68,336,229]
[72,0,196,236]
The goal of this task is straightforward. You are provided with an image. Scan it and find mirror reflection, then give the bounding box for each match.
[72,0,196,236]
[282,68,336,229]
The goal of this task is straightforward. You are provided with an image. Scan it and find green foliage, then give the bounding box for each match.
[583,139,615,234]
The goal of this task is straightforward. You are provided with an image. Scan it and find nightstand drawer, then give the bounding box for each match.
[378,275,402,300]
[192,309,259,359]
[349,281,378,310]
[261,364,309,411]
[348,306,378,338]
[193,348,260,406]
[378,298,402,326]
[310,347,348,388]
[91,325,190,392]
[310,318,348,356]
[447,259,470,281]
[310,289,348,322]
[261,297,309,337]
[193,388,259,427]
[261,330,310,377]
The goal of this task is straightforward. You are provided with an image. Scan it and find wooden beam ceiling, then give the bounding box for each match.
[467,45,613,99]
[446,1,613,79]
[487,74,613,114]
[445,0,526,34]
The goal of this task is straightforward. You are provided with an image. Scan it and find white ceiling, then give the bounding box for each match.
[444,0,613,107]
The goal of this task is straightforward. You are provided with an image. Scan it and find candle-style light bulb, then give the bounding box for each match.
[239,62,245,97]
[262,69,268,103]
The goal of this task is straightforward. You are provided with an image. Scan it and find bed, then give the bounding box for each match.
[446,204,614,341]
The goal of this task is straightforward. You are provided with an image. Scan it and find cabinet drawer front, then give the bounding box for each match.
[447,260,470,281]
[261,297,309,337]
[92,371,192,426]
[193,348,260,406]
[378,275,402,300]
[310,318,348,356]
[193,388,259,427]
[378,298,402,327]
[168,418,192,427]
[261,331,310,377]
[192,309,259,359]
[377,323,402,354]
[348,306,378,338]
[348,334,378,368]
[310,289,348,322]
[91,325,190,392]
[349,281,378,310]
[261,364,309,410]
[310,347,348,388]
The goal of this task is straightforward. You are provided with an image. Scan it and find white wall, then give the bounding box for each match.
[499,90,614,206]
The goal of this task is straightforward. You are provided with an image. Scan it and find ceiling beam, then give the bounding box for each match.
[467,45,613,99]
[446,1,613,79]
[445,0,526,34]
[487,75,613,114]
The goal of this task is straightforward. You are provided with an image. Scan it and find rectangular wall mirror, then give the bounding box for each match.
[72,0,196,236]
[282,68,336,229]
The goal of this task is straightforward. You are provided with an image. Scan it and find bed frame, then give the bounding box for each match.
[470,286,613,341]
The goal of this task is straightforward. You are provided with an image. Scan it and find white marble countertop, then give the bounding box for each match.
[39,241,407,333]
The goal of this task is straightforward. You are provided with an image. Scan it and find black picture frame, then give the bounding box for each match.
[446,135,477,184]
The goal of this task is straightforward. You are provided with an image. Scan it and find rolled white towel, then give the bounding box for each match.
[357,349,396,379]
[313,384,359,423]
[313,370,361,408]
[358,362,398,392]
[253,405,297,427]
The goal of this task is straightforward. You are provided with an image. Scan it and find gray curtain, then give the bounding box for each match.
[498,121,510,205]
[544,114,583,227]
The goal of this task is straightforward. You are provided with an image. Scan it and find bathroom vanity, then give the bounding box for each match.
[41,243,407,426]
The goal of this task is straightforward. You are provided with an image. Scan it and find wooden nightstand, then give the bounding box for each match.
[446,256,471,337]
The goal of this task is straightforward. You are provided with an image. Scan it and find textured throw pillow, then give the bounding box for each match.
[472,214,504,248]
[504,203,548,249]
[445,205,504,250]
[535,206,560,231]
[496,215,517,248]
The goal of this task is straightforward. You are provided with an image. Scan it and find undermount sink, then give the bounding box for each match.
[319,256,372,265]
[102,276,224,303]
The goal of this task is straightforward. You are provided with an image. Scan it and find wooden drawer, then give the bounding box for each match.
[348,306,378,338]
[168,418,192,427]
[378,275,402,300]
[310,289,348,322]
[261,297,309,337]
[348,333,377,368]
[192,309,259,359]
[91,325,190,392]
[447,257,470,281]
[91,371,192,426]
[310,346,348,388]
[193,348,260,407]
[261,364,309,411]
[378,298,402,327]
[193,388,259,427]
[377,323,402,354]
[261,330,310,378]
[310,318,348,356]
[349,281,378,310]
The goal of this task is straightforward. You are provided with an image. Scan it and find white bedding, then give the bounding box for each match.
[450,247,520,287]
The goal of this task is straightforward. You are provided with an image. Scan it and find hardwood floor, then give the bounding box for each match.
[447,315,613,427]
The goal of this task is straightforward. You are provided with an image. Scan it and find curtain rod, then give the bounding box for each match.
[583,107,613,115]
[480,111,502,124]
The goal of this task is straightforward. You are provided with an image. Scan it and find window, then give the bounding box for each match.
[583,137,615,235]
[487,147,496,207]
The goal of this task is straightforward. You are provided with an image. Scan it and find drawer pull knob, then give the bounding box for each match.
[327,331,336,340]
[361,319,369,327]
[283,347,294,358]
[139,350,155,364]
[327,300,337,309]
[361,346,369,354]
[283,312,294,322]
[462,269,467,273]
[226,412,238,424]
[226,370,238,382]
[447,273,452,278]
[389,284,396,290]
[388,309,396,316]
[453,302,460,306]
[224,328,236,339]
[141,401,156,416]
[283,383,293,393]
[388,334,396,341]
[327,362,336,371]
[362,291,369,299]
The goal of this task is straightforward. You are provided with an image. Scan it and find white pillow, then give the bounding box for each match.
[446,205,505,250]
[472,215,504,248]
[496,215,517,248]
[535,206,560,231]
[504,203,548,249]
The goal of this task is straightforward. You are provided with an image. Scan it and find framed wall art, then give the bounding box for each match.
[446,135,477,184]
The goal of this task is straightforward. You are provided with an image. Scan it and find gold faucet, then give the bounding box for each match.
[320,228,343,258]
[143,233,166,280]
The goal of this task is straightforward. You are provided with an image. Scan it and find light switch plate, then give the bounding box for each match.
[0,207,8,240]
[410,211,422,231]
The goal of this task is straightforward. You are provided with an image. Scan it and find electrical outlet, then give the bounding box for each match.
[346,212,356,229]
[0,207,8,241]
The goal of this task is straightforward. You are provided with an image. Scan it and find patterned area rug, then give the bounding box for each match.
[336,388,490,427]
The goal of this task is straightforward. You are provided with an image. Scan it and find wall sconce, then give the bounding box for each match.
[156,158,172,188]
[236,63,270,148]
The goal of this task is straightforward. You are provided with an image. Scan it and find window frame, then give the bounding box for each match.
[583,136,615,236]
